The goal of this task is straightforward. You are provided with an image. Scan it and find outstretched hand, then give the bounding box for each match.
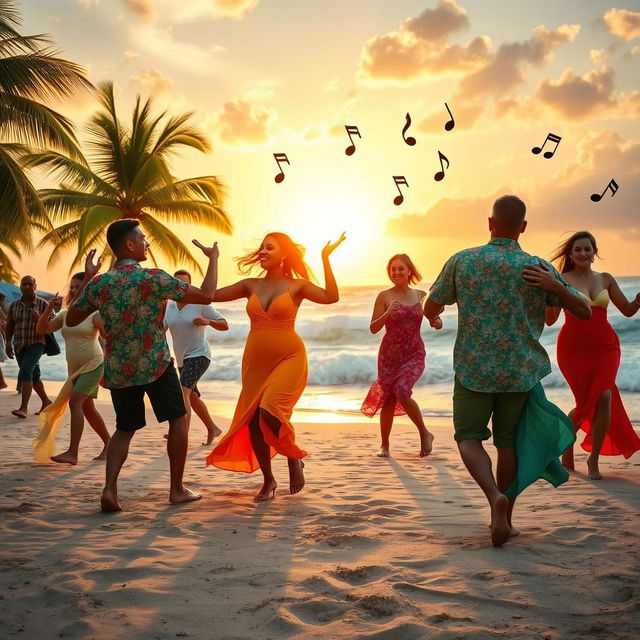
[84,249,103,280]
[322,232,346,258]
[193,239,219,259]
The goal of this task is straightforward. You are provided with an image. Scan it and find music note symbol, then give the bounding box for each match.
[402,113,416,146]
[590,178,619,202]
[392,176,409,206]
[444,102,455,131]
[433,150,449,182]
[273,153,290,183]
[344,125,361,156]
[531,133,562,159]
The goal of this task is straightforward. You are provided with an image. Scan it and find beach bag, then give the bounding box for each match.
[43,333,61,357]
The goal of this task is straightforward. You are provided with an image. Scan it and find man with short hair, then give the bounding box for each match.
[5,276,52,418]
[423,195,591,546]
[67,219,219,512]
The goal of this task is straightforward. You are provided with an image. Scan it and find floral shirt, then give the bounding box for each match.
[428,238,579,393]
[75,259,188,389]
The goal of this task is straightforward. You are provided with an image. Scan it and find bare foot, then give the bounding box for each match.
[561,448,575,471]
[288,459,305,495]
[169,487,202,505]
[587,455,603,480]
[376,447,390,457]
[50,451,78,465]
[0,382,8,390]
[490,494,510,547]
[35,400,52,415]
[254,480,277,502]
[100,488,123,513]
[203,425,223,446]
[509,526,520,537]
[11,409,27,419]
[419,430,434,457]
[93,447,108,461]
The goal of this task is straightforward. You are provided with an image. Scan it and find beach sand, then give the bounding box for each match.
[0,384,639,639]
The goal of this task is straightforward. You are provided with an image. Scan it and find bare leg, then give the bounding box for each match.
[82,398,111,460]
[249,409,277,500]
[457,439,510,547]
[397,395,434,456]
[190,392,222,445]
[377,397,395,457]
[166,414,201,504]
[496,447,519,536]
[14,381,33,415]
[0,367,7,390]
[561,408,577,471]
[101,429,135,512]
[33,380,51,413]
[51,392,87,465]
[587,390,612,480]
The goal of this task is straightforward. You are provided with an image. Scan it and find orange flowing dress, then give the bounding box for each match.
[206,291,308,472]
[557,289,640,458]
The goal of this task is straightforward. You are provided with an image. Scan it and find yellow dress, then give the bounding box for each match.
[206,291,308,472]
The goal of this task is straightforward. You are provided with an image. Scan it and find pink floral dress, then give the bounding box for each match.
[361,302,426,417]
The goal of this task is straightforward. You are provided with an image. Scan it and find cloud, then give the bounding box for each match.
[148,0,260,22]
[630,44,640,55]
[455,24,580,99]
[77,0,99,7]
[358,0,491,83]
[121,0,156,20]
[603,8,640,41]
[215,98,279,145]
[129,69,174,95]
[208,0,260,19]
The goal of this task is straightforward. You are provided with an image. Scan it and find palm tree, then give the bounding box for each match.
[0,0,93,281]
[26,82,231,274]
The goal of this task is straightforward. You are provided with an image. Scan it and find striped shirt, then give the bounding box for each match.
[8,297,48,353]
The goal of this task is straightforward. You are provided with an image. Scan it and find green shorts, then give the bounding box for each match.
[72,364,104,399]
[453,377,529,448]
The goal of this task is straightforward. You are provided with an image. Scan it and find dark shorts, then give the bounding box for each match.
[16,343,45,383]
[453,377,530,448]
[178,356,210,397]
[110,364,186,432]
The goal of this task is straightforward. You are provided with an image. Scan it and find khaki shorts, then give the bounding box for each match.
[453,377,529,448]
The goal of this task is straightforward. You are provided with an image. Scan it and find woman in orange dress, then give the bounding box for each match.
[206,232,345,500]
[545,231,640,479]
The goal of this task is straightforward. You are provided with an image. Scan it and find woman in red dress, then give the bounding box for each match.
[362,254,441,457]
[546,231,640,479]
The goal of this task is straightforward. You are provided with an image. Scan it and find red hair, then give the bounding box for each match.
[387,254,421,284]
[236,233,315,281]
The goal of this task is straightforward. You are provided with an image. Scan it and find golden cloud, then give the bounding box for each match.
[603,8,640,41]
[129,69,174,95]
[216,98,279,145]
[122,0,156,21]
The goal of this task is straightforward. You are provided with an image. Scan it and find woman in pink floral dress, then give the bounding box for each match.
[362,254,442,457]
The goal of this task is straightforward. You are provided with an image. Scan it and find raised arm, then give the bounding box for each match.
[212,279,254,303]
[297,234,345,305]
[36,295,64,334]
[67,249,103,327]
[606,273,640,317]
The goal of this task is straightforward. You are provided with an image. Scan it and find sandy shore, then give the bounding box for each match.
[0,384,639,639]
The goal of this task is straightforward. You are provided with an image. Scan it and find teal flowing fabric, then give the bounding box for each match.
[505,383,576,498]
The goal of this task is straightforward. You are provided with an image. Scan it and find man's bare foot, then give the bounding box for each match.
[561,449,575,471]
[254,480,277,502]
[11,409,27,419]
[51,451,78,465]
[490,494,511,547]
[100,488,123,513]
[419,430,434,457]
[203,425,223,446]
[587,455,603,480]
[93,447,108,461]
[169,487,202,505]
[34,400,52,415]
[509,526,520,537]
[376,447,390,457]
[288,459,305,495]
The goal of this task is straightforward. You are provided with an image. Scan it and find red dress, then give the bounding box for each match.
[361,302,425,417]
[557,290,640,458]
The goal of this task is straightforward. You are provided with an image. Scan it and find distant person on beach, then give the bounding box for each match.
[0,298,8,390]
[545,231,640,479]
[362,254,441,458]
[206,232,345,501]
[33,268,111,465]
[5,276,53,418]
[422,195,591,546]
[66,219,220,512]
[163,269,228,446]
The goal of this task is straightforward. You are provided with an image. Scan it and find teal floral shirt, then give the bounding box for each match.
[75,259,188,389]
[429,238,579,393]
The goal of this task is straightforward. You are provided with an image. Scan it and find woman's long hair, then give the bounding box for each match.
[550,231,599,273]
[236,233,315,281]
[386,254,422,284]
[64,272,86,306]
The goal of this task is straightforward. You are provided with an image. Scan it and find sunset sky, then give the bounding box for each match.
[16,0,640,290]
